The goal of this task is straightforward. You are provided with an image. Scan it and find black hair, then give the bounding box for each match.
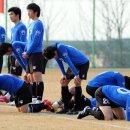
[8,7,21,20]
[124,76,130,89]
[27,3,40,17]
[43,46,57,60]
[0,43,12,56]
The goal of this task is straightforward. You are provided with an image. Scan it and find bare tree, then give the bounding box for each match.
[100,0,130,66]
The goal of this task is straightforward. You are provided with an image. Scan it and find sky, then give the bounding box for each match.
[0,0,130,41]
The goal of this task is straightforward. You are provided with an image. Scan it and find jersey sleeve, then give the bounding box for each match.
[0,28,5,42]
[55,58,66,76]
[116,73,125,88]
[26,23,43,55]
[126,97,130,121]
[19,26,27,42]
[58,45,79,76]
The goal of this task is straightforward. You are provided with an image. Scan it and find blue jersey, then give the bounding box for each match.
[0,26,5,43]
[89,98,96,108]
[51,43,89,76]
[11,22,27,43]
[87,71,125,88]
[102,85,130,121]
[25,19,44,55]
[0,74,24,94]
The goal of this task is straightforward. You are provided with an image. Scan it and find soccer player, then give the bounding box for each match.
[22,3,45,104]
[8,7,27,77]
[52,86,96,112]
[86,71,130,97]
[0,25,6,73]
[0,74,53,113]
[77,85,130,121]
[43,42,89,114]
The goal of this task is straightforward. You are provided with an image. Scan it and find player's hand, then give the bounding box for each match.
[22,52,29,59]
[15,60,20,67]
[24,73,30,83]
[60,76,68,86]
[74,76,81,86]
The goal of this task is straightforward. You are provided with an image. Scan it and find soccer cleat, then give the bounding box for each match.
[0,96,10,103]
[66,104,78,115]
[43,99,54,112]
[66,108,78,115]
[77,106,91,119]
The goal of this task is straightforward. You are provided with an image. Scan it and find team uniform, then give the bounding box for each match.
[86,71,125,97]
[51,42,89,79]
[48,42,89,114]
[0,74,31,107]
[25,19,46,74]
[95,85,130,121]
[8,22,27,76]
[0,74,53,112]
[0,26,6,73]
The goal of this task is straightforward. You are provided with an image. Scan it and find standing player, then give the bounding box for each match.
[0,25,6,73]
[22,3,45,104]
[0,74,53,113]
[8,7,27,77]
[43,42,89,114]
[77,85,130,121]
[86,71,130,97]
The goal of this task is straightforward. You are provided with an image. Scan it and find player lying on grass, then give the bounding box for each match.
[0,74,53,113]
[52,86,96,113]
[86,71,130,98]
[43,42,89,114]
[77,85,130,121]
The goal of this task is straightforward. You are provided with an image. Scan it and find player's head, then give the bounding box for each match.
[0,43,12,56]
[43,46,57,60]
[124,76,130,89]
[27,3,40,18]
[8,7,21,21]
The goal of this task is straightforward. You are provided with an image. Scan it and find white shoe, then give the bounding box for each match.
[8,101,15,106]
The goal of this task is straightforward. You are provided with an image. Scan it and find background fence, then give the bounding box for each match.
[0,0,130,68]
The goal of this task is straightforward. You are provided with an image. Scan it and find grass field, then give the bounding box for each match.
[0,68,130,130]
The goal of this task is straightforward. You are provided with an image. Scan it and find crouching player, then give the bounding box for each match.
[77,85,130,121]
[0,74,53,113]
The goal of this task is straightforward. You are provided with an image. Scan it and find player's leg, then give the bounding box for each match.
[30,52,44,103]
[68,62,89,114]
[56,77,72,114]
[95,87,113,120]
[112,107,125,120]
[86,85,97,98]
[0,55,3,73]
[14,82,54,113]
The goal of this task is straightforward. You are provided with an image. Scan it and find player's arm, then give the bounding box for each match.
[26,24,43,55]
[0,28,6,43]
[55,58,66,76]
[19,26,27,42]
[116,73,125,88]
[59,46,79,76]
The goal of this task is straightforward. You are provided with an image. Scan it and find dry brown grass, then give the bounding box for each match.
[0,68,130,130]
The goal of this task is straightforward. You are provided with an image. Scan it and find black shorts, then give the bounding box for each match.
[66,61,89,80]
[26,52,47,74]
[8,55,22,76]
[86,85,98,98]
[0,56,3,73]
[14,82,32,107]
[95,87,118,108]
